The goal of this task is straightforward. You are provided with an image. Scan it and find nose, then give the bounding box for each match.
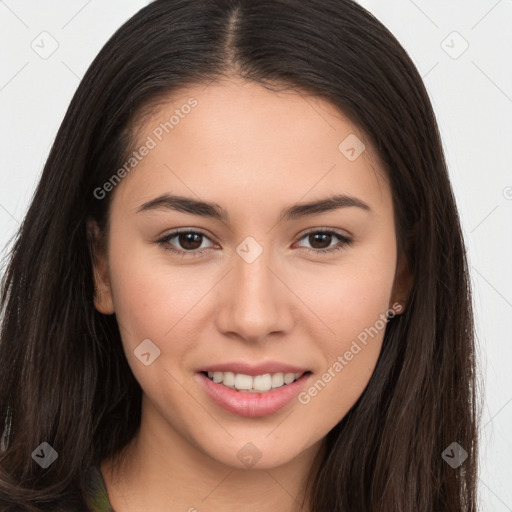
[215,246,294,344]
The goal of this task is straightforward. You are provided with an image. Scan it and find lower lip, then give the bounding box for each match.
[196,372,312,418]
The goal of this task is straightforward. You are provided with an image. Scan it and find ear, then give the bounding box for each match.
[389,248,413,315]
[87,219,115,315]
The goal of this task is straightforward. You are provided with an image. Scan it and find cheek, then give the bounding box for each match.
[107,239,206,354]
[295,243,396,405]
[334,265,395,339]
[106,250,211,398]
[298,251,396,343]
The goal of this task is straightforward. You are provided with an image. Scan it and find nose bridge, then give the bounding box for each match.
[216,238,292,341]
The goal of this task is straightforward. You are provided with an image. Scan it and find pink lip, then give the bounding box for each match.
[199,361,309,376]
[196,371,312,418]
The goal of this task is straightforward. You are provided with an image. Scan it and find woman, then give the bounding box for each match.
[0,0,479,510]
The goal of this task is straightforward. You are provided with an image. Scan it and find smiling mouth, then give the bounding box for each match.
[200,370,312,393]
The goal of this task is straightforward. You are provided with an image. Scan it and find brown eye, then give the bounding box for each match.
[157,230,214,256]
[308,232,333,250]
[296,230,352,255]
[176,232,203,251]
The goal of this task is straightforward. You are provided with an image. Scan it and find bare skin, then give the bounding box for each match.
[90,77,412,512]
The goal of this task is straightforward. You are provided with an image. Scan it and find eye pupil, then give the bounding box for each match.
[310,233,331,249]
[179,233,202,250]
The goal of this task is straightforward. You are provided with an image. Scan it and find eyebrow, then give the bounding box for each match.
[136,193,371,222]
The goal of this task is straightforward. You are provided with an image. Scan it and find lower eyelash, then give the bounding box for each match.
[157,230,352,256]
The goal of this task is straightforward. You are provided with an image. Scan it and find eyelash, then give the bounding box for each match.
[156,228,353,257]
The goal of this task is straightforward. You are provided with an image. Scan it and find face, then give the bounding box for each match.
[90,78,410,471]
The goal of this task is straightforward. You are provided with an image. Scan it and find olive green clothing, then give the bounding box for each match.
[85,465,114,512]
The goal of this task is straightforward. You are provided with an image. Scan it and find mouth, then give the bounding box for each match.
[196,370,313,417]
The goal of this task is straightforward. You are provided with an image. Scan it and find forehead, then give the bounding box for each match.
[110,78,390,217]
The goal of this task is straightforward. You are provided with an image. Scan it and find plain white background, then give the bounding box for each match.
[0,1,511,509]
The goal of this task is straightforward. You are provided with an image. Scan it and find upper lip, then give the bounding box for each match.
[199,361,310,376]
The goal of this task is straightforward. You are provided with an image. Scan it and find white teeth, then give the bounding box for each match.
[222,371,235,387]
[253,374,272,391]
[234,373,253,390]
[205,371,305,392]
[271,373,284,388]
[284,373,296,384]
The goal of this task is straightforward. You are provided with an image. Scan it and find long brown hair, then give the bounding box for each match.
[0,0,479,510]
